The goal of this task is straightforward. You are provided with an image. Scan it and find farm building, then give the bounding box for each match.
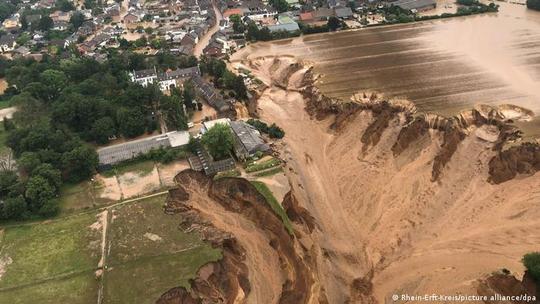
[393,0,437,11]
[230,121,270,160]
[97,131,190,168]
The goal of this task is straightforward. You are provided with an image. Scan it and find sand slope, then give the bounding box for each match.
[238,56,540,303]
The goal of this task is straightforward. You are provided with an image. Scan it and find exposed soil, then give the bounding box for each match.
[158,170,314,304]
[477,271,540,304]
[223,55,540,303]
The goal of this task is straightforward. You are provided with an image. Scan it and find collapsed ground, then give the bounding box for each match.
[213,56,540,303]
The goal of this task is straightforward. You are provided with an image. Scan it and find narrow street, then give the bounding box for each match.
[193,2,223,58]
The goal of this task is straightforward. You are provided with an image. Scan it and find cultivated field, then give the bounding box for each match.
[0,194,221,304]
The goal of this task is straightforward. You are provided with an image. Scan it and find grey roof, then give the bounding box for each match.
[335,7,353,18]
[97,133,171,165]
[97,131,190,165]
[230,121,270,155]
[0,34,17,45]
[267,22,300,33]
[393,0,436,10]
[157,66,200,81]
[133,67,157,78]
[191,75,230,112]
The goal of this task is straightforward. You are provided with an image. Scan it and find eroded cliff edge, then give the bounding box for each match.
[237,56,540,303]
[156,170,315,304]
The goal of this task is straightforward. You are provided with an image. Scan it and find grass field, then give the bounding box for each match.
[0,212,101,303]
[0,194,222,304]
[102,160,155,178]
[245,157,281,173]
[250,181,293,235]
[58,180,115,214]
[103,194,221,303]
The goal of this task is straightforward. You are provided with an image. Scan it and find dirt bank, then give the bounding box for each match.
[157,170,314,304]
[231,55,540,303]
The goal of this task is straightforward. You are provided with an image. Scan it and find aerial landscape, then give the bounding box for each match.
[0,0,540,302]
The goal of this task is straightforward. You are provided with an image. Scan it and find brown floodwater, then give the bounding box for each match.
[234,2,540,137]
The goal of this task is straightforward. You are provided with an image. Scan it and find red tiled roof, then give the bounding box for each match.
[223,8,244,18]
[299,12,314,21]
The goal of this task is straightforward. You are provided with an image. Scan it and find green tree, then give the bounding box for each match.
[0,170,18,197]
[0,2,16,23]
[40,69,67,101]
[2,196,27,220]
[38,16,54,31]
[230,14,245,33]
[70,12,85,29]
[160,95,187,130]
[16,33,30,46]
[527,0,540,10]
[327,16,341,31]
[269,0,289,13]
[61,145,98,182]
[91,117,116,144]
[38,199,59,217]
[17,152,42,175]
[56,0,75,12]
[117,108,146,138]
[32,163,62,191]
[25,175,56,211]
[523,252,540,281]
[201,123,234,160]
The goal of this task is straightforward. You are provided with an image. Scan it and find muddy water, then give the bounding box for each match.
[234,3,540,137]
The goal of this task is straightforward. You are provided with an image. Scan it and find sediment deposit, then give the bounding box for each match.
[234,56,539,303]
[163,56,540,303]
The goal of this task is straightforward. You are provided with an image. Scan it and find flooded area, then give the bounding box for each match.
[233,3,540,137]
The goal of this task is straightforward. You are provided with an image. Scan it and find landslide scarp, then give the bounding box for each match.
[157,170,315,304]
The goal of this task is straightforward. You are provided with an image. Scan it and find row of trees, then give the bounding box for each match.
[199,56,248,100]
[0,52,198,221]
[527,0,540,10]
[247,119,285,139]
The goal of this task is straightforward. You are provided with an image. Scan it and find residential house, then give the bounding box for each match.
[123,12,140,24]
[64,33,79,48]
[335,7,353,19]
[2,15,20,30]
[393,0,437,11]
[314,7,335,21]
[267,15,300,33]
[0,34,17,53]
[53,20,69,31]
[230,120,270,160]
[38,0,56,9]
[223,8,245,20]
[130,66,201,91]
[201,118,231,134]
[49,10,71,22]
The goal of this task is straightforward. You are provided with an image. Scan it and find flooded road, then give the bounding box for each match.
[234,3,540,137]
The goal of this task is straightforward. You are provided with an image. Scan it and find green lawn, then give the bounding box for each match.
[250,181,294,235]
[245,158,281,173]
[102,160,155,178]
[0,272,99,304]
[103,194,222,303]
[254,166,283,177]
[103,247,220,304]
[0,192,221,304]
[58,180,114,214]
[0,213,101,290]
[214,169,241,180]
